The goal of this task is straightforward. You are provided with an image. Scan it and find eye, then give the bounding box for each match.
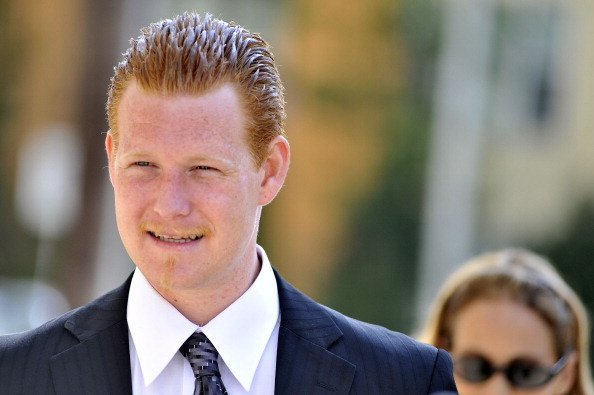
[134,161,151,167]
[193,165,215,171]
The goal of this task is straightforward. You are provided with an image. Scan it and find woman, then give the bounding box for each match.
[419,248,594,395]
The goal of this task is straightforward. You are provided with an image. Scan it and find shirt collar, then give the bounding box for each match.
[127,245,280,391]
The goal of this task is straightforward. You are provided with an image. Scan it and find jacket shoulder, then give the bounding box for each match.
[275,270,456,393]
[0,308,80,394]
[323,304,457,393]
[325,304,437,358]
[0,275,130,351]
[0,307,79,351]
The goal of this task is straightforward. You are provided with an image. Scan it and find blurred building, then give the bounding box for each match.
[417,0,594,325]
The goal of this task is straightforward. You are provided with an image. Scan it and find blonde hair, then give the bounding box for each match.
[106,12,285,167]
[419,248,594,395]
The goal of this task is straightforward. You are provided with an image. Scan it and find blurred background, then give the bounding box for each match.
[1,0,594,358]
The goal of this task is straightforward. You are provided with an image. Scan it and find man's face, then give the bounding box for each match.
[106,82,272,296]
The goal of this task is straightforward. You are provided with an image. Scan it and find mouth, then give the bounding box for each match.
[148,231,204,244]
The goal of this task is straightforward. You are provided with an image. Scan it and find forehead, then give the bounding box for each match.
[120,81,243,123]
[116,81,247,149]
[451,298,556,363]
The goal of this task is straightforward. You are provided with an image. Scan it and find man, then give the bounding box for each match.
[0,13,457,394]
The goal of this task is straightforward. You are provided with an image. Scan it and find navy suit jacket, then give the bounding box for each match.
[0,271,457,394]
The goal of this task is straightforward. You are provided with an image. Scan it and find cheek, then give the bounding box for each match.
[451,381,484,395]
[212,175,260,207]
[112,182,151,233]
[210,187,260,233]
[113,176,150,207]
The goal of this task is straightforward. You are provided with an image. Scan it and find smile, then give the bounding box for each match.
[148,231,203,243]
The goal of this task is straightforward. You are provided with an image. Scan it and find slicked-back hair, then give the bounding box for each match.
[106,12,285,167]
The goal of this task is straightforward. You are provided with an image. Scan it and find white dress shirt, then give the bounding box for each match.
[127,245,280,394]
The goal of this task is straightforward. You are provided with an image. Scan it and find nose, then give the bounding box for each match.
[481,373,512,395]
[152,171,191,218]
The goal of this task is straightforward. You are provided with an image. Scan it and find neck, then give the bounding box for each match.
[156,253,262,326]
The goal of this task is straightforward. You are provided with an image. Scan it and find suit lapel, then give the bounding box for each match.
[274,271,355,394]
[47,270,356,394]
[50,277,133,395]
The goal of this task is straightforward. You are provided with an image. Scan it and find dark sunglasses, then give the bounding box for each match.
[454,352,571,389]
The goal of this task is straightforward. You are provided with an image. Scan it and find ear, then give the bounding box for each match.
[553,352,577,395]
[105,131,116,186]
[258,135,290,206]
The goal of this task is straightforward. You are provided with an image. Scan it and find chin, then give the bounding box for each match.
[143,257,203,290]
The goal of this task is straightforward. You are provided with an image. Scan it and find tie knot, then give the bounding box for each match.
[181,332,221,378]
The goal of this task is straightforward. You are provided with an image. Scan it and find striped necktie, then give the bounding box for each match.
[180,332,228,395]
